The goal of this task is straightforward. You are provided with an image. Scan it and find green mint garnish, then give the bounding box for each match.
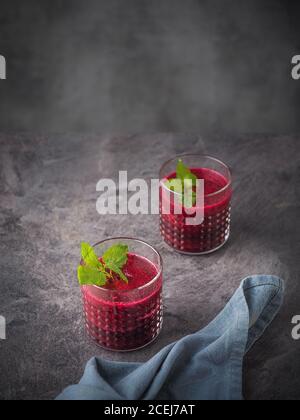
[176,159,197,187]
[78,264,107,287]
[102,244,129,284]
[165,159,197,207]
[81,242,101,268]
[78,242,129,287]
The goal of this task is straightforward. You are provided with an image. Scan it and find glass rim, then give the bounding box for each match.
[159,154,232,198]
[84,237,163,294]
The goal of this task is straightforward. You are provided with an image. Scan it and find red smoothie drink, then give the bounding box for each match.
[160,156,232,254]
[80,239,163,351]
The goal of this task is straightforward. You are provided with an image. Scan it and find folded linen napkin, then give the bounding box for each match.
[57,275,284,400]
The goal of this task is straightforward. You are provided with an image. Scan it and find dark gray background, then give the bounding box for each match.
[0,0,300,134]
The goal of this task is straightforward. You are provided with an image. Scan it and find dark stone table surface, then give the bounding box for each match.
[0,133,299,400]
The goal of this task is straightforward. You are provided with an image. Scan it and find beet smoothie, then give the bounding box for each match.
[82,245,163,351]
[160,156,232,254]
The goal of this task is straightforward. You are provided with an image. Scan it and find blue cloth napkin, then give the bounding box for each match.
[57,275,284,400]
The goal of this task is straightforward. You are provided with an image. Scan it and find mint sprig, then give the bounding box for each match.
[176,159,197,187]
[165,159,198,207]
[78,264,107,287]
[78,242,129,287]
[102,244,129,284]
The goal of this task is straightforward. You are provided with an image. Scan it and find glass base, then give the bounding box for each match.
[85,322,163,353]
[163,232,230,256]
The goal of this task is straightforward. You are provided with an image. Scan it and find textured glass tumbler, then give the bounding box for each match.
[160,155,232,255]
[81,238,163,351]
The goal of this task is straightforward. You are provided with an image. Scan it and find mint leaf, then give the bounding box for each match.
[78,242,129,287]
[78,265,107,286]
[165,159,198,207]
[181,181,196,208]
[165,178,183,195]
[103,243,129,284]
[176,159,197,187]
[105,262,129,284]
[102,244,129,269]
[81,242,101,268]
